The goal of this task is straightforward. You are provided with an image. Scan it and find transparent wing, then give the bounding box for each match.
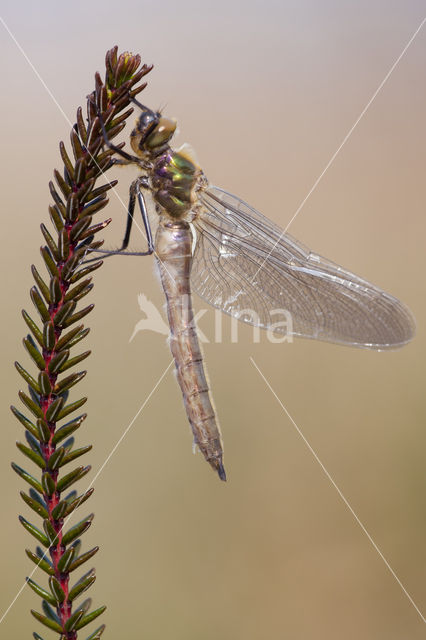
[190,185,415,349]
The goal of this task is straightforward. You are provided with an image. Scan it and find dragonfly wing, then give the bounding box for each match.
[190,185,415,349]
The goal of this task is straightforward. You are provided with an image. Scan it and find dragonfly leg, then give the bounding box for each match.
[83,178,154,263]
[96,108,142,165]
[129,96,158,116]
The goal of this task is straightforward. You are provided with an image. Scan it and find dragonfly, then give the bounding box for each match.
[91,96,415,482]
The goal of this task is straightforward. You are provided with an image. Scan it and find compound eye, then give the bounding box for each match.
[130,128,144,156]
[145,117,177,149]
[138,111,157,132]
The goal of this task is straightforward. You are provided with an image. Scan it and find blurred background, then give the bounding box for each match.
[0,1,425,638]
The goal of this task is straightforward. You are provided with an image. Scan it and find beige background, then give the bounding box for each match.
[0,1,425,638]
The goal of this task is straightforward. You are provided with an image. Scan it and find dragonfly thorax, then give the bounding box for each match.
[151,148,200,218]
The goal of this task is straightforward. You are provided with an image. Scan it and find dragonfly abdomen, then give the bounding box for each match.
[155,218,226,481]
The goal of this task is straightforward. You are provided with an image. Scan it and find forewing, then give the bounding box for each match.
[190,186,415,349]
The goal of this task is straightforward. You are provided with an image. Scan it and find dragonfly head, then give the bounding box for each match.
[130,106,177,158]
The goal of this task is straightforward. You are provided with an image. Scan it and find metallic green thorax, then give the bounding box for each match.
[152,148,199,218]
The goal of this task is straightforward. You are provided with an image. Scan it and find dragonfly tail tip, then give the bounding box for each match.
[217,460,227,482]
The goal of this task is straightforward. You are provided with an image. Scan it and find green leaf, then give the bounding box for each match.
[35,544,48,558]
[69,217,92,243]
[31,266,51,304]
[59,140,76,181]
[66,598,92,632]
[75,104,88,141]
[48,447,65,471]
[49,203,64,233]
[49,179,65,209]
[87,180,117,201]
[54,371,87,394]
[62,437,75,453]
[40,223,60,260]
[65,328,91,350]
[69,261,102,283]
[20,491,49,518]
[68,546,99,573]
[18,391,44,419]
[16,442,45,470]
[57,546,76,572]
[65,609,85,632]
[11,405,39,440]
[68,568,96,601]
[75,156,88,184]
[40,246,60,278]
[58,169,73,195]
[55,324,85,350]
[48,350,70,374]
[49,576,65,603]
[62,514,94,546]
[22,309,43,346]
[53,300,77,327]
[15,362,41,394]
[79,218,111,241]
[49,276,62,305]
[42,598,61,624]
[65,489,78,502]
[84,623,106,639]
[26,577,57,606]
[64,488,94,516]
[70,130,85,163]
[56,465,91,493]
[61,445,93,468]
[45,396,65,422]
[38,371,52,395]
[51,498,68,520]
[75,157,91,182]
[43,519,59,546]
[76,606,106,631]
[41,471,56,496]
[92,156,114,178]
[62,305,94,328]
[25,430,42,454]
[11,462,43,493]
[19,516,49,546]
[25,549,54,575]
[64,277,92,302]
[110,106,133,128]
[30,286,51,322]
[57,396,87,420]
[52,414,87,445]
[29,487,47,505]
[70,538,82,556]
[36,419,51,443]
[42,321,56,351]
[59,350,91,372]
[76,175,97,202]
[23,337,46,371]
[28,385,42,408]
[61,246,87,280]
[69,283,94,304]
[74,597,92,614]
[31,609,63,633]
[58,228,70,261]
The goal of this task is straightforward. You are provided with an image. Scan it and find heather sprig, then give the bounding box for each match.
[11,47,152,639]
